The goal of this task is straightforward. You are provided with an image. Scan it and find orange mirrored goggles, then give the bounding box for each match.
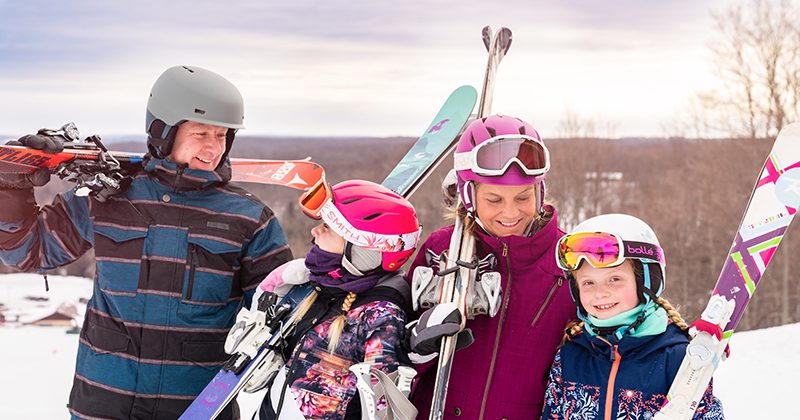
[299,177,333,219]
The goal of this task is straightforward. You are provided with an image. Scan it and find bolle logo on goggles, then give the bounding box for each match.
[625,241,663,263]
[627,244,654,256]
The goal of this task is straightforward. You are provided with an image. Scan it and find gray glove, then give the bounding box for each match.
[406,302,474,364]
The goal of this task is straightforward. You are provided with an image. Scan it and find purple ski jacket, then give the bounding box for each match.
[409,207,576,420]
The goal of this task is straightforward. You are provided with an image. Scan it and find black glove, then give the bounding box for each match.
[406,302,475,364]
[0,166,51,190]
[0,131,66,189]
[13,133,66,154]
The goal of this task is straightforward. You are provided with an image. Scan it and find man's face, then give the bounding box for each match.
[168,121,228,171]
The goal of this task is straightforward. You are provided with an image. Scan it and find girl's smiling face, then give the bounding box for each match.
[574,259,640,320]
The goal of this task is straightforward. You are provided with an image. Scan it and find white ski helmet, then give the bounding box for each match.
[145,65,245,165]
[558,213,666,316]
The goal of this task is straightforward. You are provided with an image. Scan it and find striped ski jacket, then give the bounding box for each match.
[0,157,293,419]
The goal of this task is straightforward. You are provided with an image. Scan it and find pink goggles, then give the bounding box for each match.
[556,231,664,271]
[454,134,550,177]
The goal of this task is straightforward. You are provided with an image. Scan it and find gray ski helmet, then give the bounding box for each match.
[146,65,245,161]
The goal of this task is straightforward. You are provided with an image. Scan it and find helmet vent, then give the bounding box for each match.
[182,66,195,73]
[486,127,496,137]
[194,108,206,115]
[341,198,361,204]
[362,213,382,220]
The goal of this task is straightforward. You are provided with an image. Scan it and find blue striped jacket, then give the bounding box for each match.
[0,157,293,419]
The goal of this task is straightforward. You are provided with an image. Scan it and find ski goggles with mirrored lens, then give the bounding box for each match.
[299,177,333,218]
[556,231,664,271]
[453,134,550,177]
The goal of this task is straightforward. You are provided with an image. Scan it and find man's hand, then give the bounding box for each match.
[406,302,474,364]
[13,133,66,154]
[0,131,67,189]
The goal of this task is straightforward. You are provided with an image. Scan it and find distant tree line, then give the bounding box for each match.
[5,134,797,332]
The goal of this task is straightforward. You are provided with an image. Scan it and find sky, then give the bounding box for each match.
[0,0,736,139]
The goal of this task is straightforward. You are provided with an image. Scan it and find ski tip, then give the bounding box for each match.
[482,26,491,51]
[452,85,478,99]
[779,122,800,137]
[498,27,513,53]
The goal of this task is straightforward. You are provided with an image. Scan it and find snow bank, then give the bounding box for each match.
[1,273,795,418]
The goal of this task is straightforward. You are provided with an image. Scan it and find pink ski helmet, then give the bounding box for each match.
[453,114,550,213]
[318,180,422,273]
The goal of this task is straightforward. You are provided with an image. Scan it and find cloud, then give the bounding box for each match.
[0,0,732,137]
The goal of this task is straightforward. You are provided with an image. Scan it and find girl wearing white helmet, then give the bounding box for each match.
[542,213,724,419]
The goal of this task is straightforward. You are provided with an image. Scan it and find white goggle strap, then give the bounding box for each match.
[319,201,420,253]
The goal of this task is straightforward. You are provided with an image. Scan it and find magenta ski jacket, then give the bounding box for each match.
[409,207,576,420]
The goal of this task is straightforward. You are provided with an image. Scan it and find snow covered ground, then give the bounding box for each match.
[1,274,796,418]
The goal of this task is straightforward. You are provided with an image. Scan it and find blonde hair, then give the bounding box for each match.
[559,296,688,346]
[286,290,360,354]
[327,292,358,353]
[287,290,319,327]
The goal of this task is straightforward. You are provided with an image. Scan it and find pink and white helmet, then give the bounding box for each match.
[319,180,422,273]
[453,115,550,213]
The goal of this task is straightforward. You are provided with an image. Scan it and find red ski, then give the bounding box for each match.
[0,144,325,190]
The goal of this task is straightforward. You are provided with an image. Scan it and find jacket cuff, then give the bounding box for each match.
[0,188,37,229]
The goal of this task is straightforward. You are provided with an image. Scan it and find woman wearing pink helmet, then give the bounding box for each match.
[253,180,422,419]
[408,115,576,419]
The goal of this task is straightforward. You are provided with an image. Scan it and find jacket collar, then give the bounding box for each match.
[142,155,231,191]
[474,205,563,274]
[571,322,688,359]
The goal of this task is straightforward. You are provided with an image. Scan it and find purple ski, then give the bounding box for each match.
[656,123,800,419]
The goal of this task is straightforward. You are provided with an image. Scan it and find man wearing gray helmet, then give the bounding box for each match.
[0,66,293,419]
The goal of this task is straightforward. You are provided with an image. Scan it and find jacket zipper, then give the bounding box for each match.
[186,244,198,301]
[173,165,185,191]
[478,242,510,420]
[530,277,564,327]
[600,338,622,420]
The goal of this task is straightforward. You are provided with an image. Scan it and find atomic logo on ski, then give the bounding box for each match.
[0,148,52,168]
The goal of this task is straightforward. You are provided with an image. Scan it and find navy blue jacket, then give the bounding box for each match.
[0,157,293,419]
[541,323,724,420]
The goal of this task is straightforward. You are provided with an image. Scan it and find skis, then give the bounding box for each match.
[428,26,513,420]
[655,123,800,419]
[179,283,315,420]
[382,85,477,197]
[0,143,325,191]
[180,81,478,420]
